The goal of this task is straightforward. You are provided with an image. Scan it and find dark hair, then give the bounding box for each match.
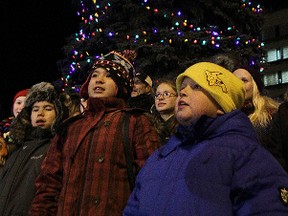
[59,92,82,118]
[207,52,241,72]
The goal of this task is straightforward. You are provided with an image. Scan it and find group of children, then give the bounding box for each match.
[0,50,287,215]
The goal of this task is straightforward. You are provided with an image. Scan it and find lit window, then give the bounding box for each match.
[283,46,288,59]
[264,73,278,86]
[276,48,282,60]
[267,49,277,62]
[282,70,288,84]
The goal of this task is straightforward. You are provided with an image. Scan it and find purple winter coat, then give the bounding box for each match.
[124,110,288,216]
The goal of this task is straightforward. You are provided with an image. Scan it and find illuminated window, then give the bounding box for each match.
[282,70,288,84]
[283,46,288,59]
[264,73,278,86]
[267,49,277,62]
[267,47,288,62]
[276,48,281,60]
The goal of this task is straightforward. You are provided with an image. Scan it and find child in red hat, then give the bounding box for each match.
[0,89,29,166]
[12,89,29,117]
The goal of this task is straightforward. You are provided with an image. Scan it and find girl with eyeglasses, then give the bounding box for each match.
[152,78,178,145]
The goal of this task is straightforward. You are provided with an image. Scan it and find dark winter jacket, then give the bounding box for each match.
[30,97,160,215]
[0,127,53,216]
[124,110,288,216]
[268,101,288,171]
[128,94,154,113]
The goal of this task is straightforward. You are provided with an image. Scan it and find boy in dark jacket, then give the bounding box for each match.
[30,50,160,215]
[0,82,65,216]
[124,62,288,216]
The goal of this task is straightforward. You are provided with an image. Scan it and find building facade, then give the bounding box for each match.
[262,8,288,100]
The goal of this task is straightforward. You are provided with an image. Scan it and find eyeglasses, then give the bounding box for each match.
[154,92,177,100]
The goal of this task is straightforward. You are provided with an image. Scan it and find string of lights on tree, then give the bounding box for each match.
[57,0,265,92]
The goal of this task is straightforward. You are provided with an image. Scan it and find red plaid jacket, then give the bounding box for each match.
[30,97,160,215]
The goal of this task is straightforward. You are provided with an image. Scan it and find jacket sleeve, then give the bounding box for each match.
[29,134,64,215]
[130,113,160,169]
[231,142,288,215]
[123,185,141,216]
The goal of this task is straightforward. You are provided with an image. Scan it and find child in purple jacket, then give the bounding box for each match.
[124,62,288,216]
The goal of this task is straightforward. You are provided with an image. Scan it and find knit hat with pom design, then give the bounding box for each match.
[176,62,245,113]
[80,50,136,100]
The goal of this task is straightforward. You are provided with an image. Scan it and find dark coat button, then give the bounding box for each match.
[93,197,101,206]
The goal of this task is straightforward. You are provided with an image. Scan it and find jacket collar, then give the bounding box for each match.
[85,97,127,115]
[158,110,255,157]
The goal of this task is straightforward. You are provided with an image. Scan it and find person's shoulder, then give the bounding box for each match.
[122,108,154,124]
[122,107,148,116]
[55,113,84,136]
[211,125,259,154]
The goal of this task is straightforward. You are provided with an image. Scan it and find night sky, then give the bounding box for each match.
[0,0,287,119]
[1,0,78,119]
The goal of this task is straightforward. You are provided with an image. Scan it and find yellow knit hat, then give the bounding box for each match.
[176,62,245,113]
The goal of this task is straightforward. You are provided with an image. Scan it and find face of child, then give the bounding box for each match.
[155,83,177,115]
[175,77,219,126]
[13,96,26,117]
[31,101,56,129]
[88,68,118,98]
[233,68,254,101]
[131,77,149,97]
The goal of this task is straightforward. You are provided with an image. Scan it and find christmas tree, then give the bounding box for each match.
[57,0,264,92]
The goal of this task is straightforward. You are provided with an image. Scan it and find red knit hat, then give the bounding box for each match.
[13,89,29,104]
